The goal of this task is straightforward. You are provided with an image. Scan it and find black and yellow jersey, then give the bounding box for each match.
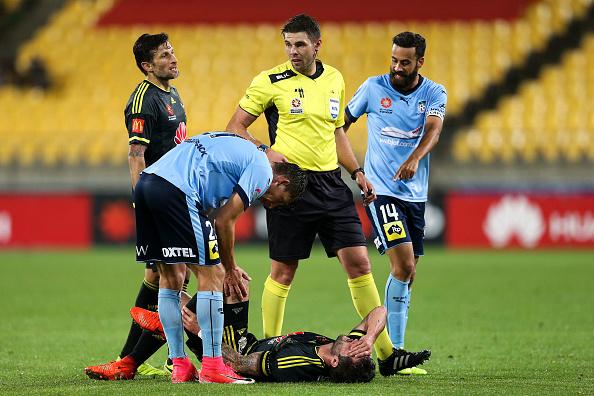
[124,80,187,166]
[239,60,345,172]
[247,330,364,382]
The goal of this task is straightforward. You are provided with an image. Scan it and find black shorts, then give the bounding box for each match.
[366,195,425,257]
[134,173,221,266]
[266,168,366,260]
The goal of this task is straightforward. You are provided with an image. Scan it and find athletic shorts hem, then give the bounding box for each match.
[326,241,368,258]
[269,253,312,261]
[137,259,216,266]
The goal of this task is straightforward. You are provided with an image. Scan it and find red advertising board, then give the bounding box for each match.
[0,194,91,248]
[447,192,594,248]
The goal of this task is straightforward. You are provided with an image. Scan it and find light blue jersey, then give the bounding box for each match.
[144,132,272,210]
[346,75,446,202]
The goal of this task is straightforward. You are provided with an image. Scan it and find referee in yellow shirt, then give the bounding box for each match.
[226,14,403,375]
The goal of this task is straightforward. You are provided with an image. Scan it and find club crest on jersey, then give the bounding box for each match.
[175,122,187,144]
[290,98,304,114]
[329,98,339,119]
[417,100,427,114]
[131,118,144,133]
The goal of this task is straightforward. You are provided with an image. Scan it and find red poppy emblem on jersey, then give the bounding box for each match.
[131,118,144,133]
[166,104,174,116]
[380,97,392,108]
[175,122,187,145]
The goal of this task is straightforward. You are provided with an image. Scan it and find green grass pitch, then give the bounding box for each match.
[1,246,593,395]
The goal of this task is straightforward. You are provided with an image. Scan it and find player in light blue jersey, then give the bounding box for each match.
[344,32,446,376]
[135,132,307,384]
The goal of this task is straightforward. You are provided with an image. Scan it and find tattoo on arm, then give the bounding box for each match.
[221,344,263,377]
[128,143,146,158]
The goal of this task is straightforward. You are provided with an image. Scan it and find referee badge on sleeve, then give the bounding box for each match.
[329,98,339,119]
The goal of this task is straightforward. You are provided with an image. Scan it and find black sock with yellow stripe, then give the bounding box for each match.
[119,279,159,358]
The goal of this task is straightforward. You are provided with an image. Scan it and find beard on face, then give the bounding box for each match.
[390,68,418,90]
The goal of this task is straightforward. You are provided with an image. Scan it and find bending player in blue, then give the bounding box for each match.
[95,132,306,384]
[344,32,446,376]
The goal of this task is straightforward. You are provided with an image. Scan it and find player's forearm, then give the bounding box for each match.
[128,154,146,189]
[226,108,262,146]
[409,125,441,162]
[342,114,353,133]
[222,344,263,377]
[335,128,360,174]
[359,306,387,341]
[214,218,237,272]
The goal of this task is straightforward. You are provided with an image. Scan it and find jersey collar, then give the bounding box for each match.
[287,60,324,80]
[144,79,172,93]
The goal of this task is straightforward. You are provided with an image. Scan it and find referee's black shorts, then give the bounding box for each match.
[266,168,366,261]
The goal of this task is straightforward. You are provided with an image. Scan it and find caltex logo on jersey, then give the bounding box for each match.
[380,97,392,108]
[175,122,187,144]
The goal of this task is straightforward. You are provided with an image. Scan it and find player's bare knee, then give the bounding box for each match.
[271,260,298,285]
[144,268,160,284]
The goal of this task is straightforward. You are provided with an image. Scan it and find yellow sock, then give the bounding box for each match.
[262,275,291,338]
[347,273,394,360]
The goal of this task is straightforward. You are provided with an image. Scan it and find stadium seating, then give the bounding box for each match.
[453,32,594,163]
[0,0,592,166]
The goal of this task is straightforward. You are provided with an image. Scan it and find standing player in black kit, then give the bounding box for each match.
[85,32,188,380]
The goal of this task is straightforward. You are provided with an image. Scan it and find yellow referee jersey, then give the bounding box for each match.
[239,60,345,171]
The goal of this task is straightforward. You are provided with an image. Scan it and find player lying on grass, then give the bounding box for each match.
[131,297,431,382]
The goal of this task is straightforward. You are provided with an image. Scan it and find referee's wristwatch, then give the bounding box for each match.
[351,167,365,180]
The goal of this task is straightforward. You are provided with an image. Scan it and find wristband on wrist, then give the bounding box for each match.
[258,143,270,152]
[351,167,365,180]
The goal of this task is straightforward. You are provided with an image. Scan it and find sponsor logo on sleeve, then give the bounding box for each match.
[251,187,262,202]
[131,118,145,133]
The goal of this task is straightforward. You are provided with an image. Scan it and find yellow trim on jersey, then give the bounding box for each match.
[276,356,324,368]
[132,82,150,114]
[239,61,346,171]
[129,137,150,144]
[261,351,270,376]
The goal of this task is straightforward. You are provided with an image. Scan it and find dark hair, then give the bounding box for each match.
[392,31,426,59]
[281,14,321,42]
[328,355,376,383]
[133,33,169,75]
[272,162,308,203]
